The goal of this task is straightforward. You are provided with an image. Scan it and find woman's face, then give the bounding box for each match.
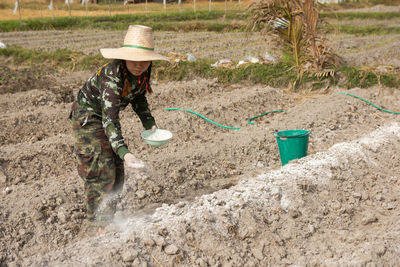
[126,60,151,76]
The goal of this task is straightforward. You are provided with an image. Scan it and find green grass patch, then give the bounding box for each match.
[153,60,297,87]
[0,10,248,32]
[321,11,400,20]
[323,0,400,10]
[338,66,399,89]
[0,46,106,70]
[322,24,400,35]
[368,0,400,5]
[338,25,400,35]
[1,46,399,89]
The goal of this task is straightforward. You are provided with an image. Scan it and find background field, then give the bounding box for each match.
[0,0,248,20]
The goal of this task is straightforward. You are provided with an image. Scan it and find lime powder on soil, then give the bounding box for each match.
[146,131,170,141]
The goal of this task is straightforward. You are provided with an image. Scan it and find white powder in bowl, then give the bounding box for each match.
[146,130,172,141]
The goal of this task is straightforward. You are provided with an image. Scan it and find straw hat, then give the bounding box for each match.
[100,25,169,62]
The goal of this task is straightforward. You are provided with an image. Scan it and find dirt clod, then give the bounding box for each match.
[164,244,179,255]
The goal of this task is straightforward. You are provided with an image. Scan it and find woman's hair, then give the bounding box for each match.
[122,62,153,96]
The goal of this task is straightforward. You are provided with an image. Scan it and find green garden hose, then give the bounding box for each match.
[247,110,285,125]
[164,108,284,129]
[336,92,400,114]
[164,108,241,129]
[165,93,399,130]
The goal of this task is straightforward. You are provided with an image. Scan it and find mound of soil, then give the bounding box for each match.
[22,123,400,266]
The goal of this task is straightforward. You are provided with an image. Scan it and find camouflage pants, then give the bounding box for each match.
[70,102,124,223]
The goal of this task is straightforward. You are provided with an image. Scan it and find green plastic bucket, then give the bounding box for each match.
[274,129,310,166]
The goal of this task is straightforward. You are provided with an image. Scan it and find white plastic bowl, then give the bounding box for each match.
[141,129,173,147]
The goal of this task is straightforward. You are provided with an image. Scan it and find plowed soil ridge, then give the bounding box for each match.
[1,40,400,265]
[1,30,400,66]
[23,123,400,266]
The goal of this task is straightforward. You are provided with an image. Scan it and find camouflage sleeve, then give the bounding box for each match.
[131,91,156,130]
[100,67,127,156]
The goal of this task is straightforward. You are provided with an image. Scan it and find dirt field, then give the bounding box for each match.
[2,30,400,67]
[1,7,400,267]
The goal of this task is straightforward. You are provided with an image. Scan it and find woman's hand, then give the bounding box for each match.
[150,125,157,133]
[124,153,145,169]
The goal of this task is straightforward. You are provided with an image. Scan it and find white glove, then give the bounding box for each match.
[124,153,145,169]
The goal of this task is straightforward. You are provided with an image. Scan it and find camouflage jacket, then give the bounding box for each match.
[75,59,156,159]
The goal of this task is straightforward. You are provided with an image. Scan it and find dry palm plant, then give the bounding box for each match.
[249,0,342,76]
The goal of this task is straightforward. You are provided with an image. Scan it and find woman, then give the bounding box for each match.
[69,25,169,229]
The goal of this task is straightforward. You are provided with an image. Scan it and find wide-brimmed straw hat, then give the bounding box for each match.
[100,25,169,62]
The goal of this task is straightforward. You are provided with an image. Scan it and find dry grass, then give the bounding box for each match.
[249,0,341,74]
[0,0,250,21]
